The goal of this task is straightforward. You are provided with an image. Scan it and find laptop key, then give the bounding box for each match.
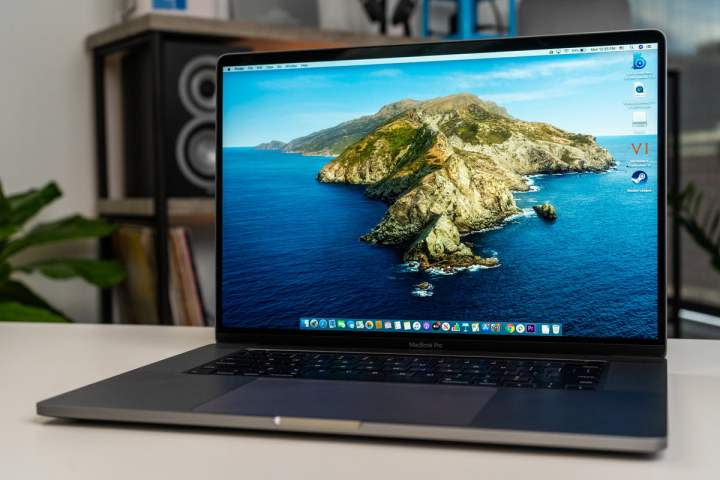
[215,369,238,375]
[189,351,606,391]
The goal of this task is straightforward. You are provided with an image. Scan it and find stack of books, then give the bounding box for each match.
[112,225,207,326]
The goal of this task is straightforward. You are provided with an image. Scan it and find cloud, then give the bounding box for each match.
[451,55,627,88]
[481,71,620,104]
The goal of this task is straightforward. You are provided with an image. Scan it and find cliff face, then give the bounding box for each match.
[403,214,499,271]
[313,93,614,270]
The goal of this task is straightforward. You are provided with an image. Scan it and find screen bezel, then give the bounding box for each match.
[216,29,667,357]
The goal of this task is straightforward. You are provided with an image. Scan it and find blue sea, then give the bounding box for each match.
[222,135,659,339]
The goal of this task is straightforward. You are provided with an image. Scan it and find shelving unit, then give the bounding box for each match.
[87,14,406,325]
[97,198,214,223]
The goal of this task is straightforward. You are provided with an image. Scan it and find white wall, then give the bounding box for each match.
[0,1,116,322]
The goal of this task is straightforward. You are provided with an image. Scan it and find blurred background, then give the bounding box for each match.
[0,0,718,337]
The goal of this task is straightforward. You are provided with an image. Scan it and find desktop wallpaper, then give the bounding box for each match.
[221,48,659,339]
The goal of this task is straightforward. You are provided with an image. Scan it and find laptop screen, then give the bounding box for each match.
[220,39,661,341]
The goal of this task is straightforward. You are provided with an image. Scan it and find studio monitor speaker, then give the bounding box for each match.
[122,38,246,197]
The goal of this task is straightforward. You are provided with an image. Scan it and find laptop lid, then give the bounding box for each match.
[216,30,666,356]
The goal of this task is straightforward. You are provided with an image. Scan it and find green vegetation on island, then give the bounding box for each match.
[256,99,421,156]
[276,93,614,271]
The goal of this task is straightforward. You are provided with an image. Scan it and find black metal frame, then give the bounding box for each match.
[92,31,225,325]
[215,30,668,356]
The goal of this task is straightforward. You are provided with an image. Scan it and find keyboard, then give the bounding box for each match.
[187,350,606,390]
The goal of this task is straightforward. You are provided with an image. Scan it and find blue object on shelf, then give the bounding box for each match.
[421,0,516,39]
[152,0,187,11]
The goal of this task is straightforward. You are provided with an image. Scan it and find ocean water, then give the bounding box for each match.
[222,135,659,339]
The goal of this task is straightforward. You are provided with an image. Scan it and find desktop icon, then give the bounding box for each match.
[404,321,412,330]
[394,321,402,330]
[422,321,431,331]
[451,323,461,332]
[441,322,451,331]
[461,322,470,333]
[309,318,318,328]
[328,319,336,328]
[384,321,392,329]
[432,321,442,330]
[552,324,561,335]
[632,52,646,69]
[516,324,526,334]
[356,320,364,329]
[526,324,536,333]
[348,320,355,328]
[506,323,515,334]
[481,323,490,332]
[375,320,383,329]
[631,142,649,155]
[319,319,328,328]
[337,319,346,328]
[631,170,648,184]
[633,82,646,97]
[472,323,480,333]
[303,319,310,328]
[632,111,647,128]
[490,323,501,333]
[366,320,375,329]
[541,324,550,334]
[412,321,422,331]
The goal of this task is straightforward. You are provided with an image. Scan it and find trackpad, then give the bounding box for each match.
[195,378,496,426]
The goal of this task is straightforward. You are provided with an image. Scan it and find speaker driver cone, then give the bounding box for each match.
[178,55,217,115]
[176,117,215,192]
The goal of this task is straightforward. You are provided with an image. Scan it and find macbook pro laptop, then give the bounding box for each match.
[38,30,667,453]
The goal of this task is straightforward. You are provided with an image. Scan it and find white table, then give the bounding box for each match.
[2,323,720,479]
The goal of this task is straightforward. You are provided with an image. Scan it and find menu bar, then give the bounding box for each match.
[223,43,657,73]
[299,318,563,336]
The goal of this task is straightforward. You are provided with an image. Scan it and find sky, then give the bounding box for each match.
[222,49,659,147]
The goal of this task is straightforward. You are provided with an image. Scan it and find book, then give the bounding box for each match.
[112,225,159,324]
[169,228,206,326]
[112,225,206,326]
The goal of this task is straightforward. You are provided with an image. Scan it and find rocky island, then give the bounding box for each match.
[533,202,558,221]
[403,214,499,272]
[275,93,614,271]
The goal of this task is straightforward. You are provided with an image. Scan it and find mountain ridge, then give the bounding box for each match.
[313,93,615,272]
[255,99,422,156]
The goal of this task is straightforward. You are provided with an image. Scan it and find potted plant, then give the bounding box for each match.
[0,181,125,321]
[672,183,720,273]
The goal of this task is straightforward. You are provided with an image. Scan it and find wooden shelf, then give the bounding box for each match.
[98,198,214,223]
[86,13,421,51]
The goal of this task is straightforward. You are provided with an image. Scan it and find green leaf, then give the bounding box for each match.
[711,212,720,239]
[0,181,10,221]
[0,224,19,243]
[691,190,704,216]
[0,279,64,315]
[16,258,126,288]
[6,182,62,227]
[0,301,68,322]
[0,262,9,283]
[0,215,116,261]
